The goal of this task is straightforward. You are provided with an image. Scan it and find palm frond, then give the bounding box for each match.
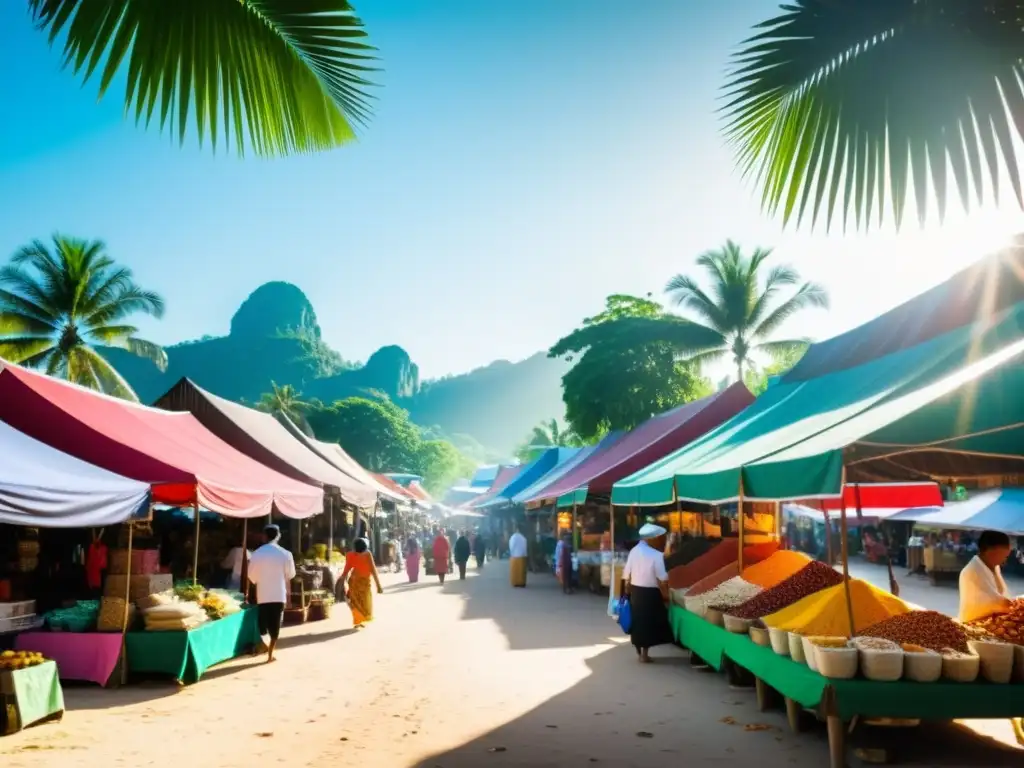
[0,336,54,363]
[751,282,830,340]
[123,337,168,371]
[30,0,377,157]
[755,338,811,360]
[79,346,139,400]
[0,288,59,324]
[0,266,61,317]
[722,0,1024,231]
[746,263,800,327]
[680,347,729,370]
[664,273,728,330]
[0,311,58,336]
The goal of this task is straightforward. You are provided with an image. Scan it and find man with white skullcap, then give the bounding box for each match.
[622,522,672,663]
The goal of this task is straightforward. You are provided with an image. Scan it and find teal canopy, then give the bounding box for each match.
[612,295,1024,507]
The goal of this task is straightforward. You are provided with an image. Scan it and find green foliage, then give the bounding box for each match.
[549,294,713,441]
[743,345,807,396]
[514,418,583,464]
[0,234,166,400]
[257,381,312,433]
[723,0,1024,231]
[30,0,376,157]
[307,396,476,496]
[664,241,828,380]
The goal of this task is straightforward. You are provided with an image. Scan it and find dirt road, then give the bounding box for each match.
[1,562,1020,767]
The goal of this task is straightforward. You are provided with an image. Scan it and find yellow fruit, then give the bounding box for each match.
[1,650,13,659]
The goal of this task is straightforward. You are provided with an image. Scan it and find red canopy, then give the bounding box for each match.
[815,483,944,513]
[0,363,322,519]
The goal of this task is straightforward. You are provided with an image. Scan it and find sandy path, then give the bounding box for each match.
[1,562,1020,767]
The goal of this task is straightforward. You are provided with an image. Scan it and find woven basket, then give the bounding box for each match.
[903,649,942,683]
[789,632,806,663]
[858,648,904,682]
[749,626,771,648]
[941,652,980,683]
[97,597,134,632]
[723,614,753,634]
[704,608,724,627]
[967,640,1014,684]
[801,636,819,672]
[768,627,790,656]
[815,645,858,679]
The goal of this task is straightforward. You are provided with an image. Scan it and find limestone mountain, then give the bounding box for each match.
[104,282,567,456]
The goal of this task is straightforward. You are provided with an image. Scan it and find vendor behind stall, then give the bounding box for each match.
[958,530,1013,623]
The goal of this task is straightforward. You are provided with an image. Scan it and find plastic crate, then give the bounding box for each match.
[0,602,35,620]
[0,614,41,634]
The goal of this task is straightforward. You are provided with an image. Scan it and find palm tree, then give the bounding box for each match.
[0,234,167,399]
[258,382,312,433]
[28,0,374,157]
[723,0,1024,232]
[515,418,580,463]
[664,241,829,382]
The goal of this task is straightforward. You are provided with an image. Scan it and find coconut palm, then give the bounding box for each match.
[664,241,828,381]
[29,0,375,157]
[258,382,309,423]
[515,418,581,463]
[723,0,1024,231]
[0,234,167,399]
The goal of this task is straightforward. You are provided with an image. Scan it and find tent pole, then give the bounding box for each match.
[192,502,201,586]
[737,479,745,573]
[571,502,578,550]
[775,500,782,543]
[328,497,334,557]
[120,519,135,685]
[609,503,616,602]
[823,509,834,565]
[840,472,855,637]
[239,517,249,603]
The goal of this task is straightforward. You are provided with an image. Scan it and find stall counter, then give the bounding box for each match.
[0,660,64,735]
[125,606,260,684]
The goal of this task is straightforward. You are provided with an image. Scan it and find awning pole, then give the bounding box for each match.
[120,518,135,685]
[192,502,201,586]
[840,471,855,637]
[571,502,578,550]
[737,478,745,572]
[328,497,334,556]
[239,517,249,602]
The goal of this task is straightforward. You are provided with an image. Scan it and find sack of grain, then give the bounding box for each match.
[967,639,1013,684]
[940,649,980,683]
[97,597,135,632]
[144,602,206,621]
[136,590,176,610]
[901,645,941,683]
[815,644,858,679]
[105,573,174,600]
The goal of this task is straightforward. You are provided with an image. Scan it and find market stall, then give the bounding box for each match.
[0,658,64,735]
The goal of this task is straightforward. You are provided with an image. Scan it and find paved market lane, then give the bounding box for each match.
[0,560,1020,767]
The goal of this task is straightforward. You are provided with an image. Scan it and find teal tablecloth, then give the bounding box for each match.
[669,605,1024,721]
[1,660,64,734]
[125,607,260,684]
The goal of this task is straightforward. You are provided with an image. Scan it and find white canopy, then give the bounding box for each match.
[0,420,150,527]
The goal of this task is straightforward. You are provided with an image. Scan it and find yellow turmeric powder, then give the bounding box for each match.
[740,550,810,589]
[762,579,910,637]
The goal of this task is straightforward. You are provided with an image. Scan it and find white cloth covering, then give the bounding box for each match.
[508,532,528,558]
[958,555,1010,623]
[623,540,668,588]
[247,541,296,604]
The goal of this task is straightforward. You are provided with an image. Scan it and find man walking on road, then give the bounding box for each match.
[454,531,471,580]
[509,524,528,588]
[246,524,295,664]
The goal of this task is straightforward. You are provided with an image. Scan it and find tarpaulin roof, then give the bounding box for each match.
[468,465,524,509]
[0,420,151,527]
[155,379,376,508]
[374,474,416,501]
[0,362,322,518]
[522,383,754,508]
[405,481,432,502]
[477,448,578,509]
[518,434,623,507]
[511,447,583,504]
[613,285,1024,506]
[275,417,406,504]
[470,465,500,488]
[886,488,1024,535]
[815,482,943,511]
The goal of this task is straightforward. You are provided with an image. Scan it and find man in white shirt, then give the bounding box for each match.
[246,524,296,663]
[959,530,1013,623]
[623,523,671,663]
[508,525,529,588]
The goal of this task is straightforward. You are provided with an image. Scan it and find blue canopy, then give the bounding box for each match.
[478,448,577,509]
[887,489,1024,535]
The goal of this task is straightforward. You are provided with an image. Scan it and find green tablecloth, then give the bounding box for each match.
[669,605,1024,721]
[1,661,64,734]
[125,607,260,684]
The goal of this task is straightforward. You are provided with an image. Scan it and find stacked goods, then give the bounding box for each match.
[762,580,910,637]
[967,598,1024,644]
[109,548,160,575]
[104,573,173,601]
[0,650,46,670]
[684,577,762,616]
[143,601,208,631]
[861,611,969,652]
[97,597,136,631]
[43,601,100,632]
[136,590,177,610]
[728,562,843,620]
[740,550,812,589]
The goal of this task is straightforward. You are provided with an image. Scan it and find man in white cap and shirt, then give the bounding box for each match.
[623,522,672,663]
[246,524,295,664]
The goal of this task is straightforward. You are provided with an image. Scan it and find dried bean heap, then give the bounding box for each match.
[967,599,1024,644]
[861,610,968,653]
[727,562,843,620]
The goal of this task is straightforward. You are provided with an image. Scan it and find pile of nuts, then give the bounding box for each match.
[967,599,1024,644]
[697,577,762,613]
[851,637,900,651]
[861,610,969,652]
[728,562,844,620]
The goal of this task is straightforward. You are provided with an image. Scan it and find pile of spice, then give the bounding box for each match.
[967,599,1024,644]
[690,576,762,613]
[663,538,717,573]
[670,540,780,591]
[861,610,969,652]
[728,561,843,620]
[686,563,739,596]
[667,539,728,588]
[740,550,811,589]
[763,579,910,637]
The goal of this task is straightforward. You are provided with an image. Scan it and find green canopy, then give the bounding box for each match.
[612,300,1024,506]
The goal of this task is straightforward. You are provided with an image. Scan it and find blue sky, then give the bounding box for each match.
[0,1,1019,379]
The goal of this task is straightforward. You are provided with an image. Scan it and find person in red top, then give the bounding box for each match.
[432,528,450,585]
[85,536,108,593]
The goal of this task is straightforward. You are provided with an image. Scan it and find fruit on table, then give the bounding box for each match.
[0,650,46,670]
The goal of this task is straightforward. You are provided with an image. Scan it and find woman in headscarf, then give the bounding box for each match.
[404,534,421,583]
[622,523,672,663]
[341,538,383,628]
[432,528,451,585]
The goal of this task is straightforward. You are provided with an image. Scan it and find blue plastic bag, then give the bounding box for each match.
[616,595,632,634]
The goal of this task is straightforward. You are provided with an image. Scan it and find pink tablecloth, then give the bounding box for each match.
[15,632,122,686]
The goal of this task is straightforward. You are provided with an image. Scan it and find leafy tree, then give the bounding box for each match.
[410,440,477,497]
[722,0,1024,231]
[0,234,166,400]
[664,241,828,381]
[549,295,713,441]
[514,418,582,463]
[744,345,807,396]
[28,0,375,157]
